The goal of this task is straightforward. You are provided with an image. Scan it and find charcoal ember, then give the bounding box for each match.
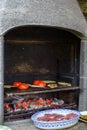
[4,103,14,113]
[50,98,64,108]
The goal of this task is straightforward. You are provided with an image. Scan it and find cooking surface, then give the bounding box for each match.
[4,85,79,96]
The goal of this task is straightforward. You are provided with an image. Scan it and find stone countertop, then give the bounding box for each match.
[6,120,87,130]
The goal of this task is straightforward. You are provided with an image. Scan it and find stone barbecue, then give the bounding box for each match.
[0,0,87,124]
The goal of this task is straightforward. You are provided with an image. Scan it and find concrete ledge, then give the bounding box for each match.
[5,120,87,130]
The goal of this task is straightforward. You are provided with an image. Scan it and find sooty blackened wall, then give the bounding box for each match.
[4,26,80,85]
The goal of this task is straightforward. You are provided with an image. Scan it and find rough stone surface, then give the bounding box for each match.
[80,40,87,77]
[0,37,4,124]
[0,0,87,123]
[77,0,87,20]
[79,78,87,110]
[0,0,87,37]
[5,120,87,130]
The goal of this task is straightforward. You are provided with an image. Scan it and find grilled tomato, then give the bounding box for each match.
[13,81,22,87]
[33,80,46,87]
[18,83,29,90]
[33,80,41,85]
[38,81,46,87]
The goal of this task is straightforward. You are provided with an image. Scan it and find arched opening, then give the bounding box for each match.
[4,25,81,84]
[4,25,81,121]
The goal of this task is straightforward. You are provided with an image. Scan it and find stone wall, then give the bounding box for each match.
[0,0,87,37]
[77,0,87,20]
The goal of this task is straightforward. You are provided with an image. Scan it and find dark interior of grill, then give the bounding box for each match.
[4,26,81,121]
